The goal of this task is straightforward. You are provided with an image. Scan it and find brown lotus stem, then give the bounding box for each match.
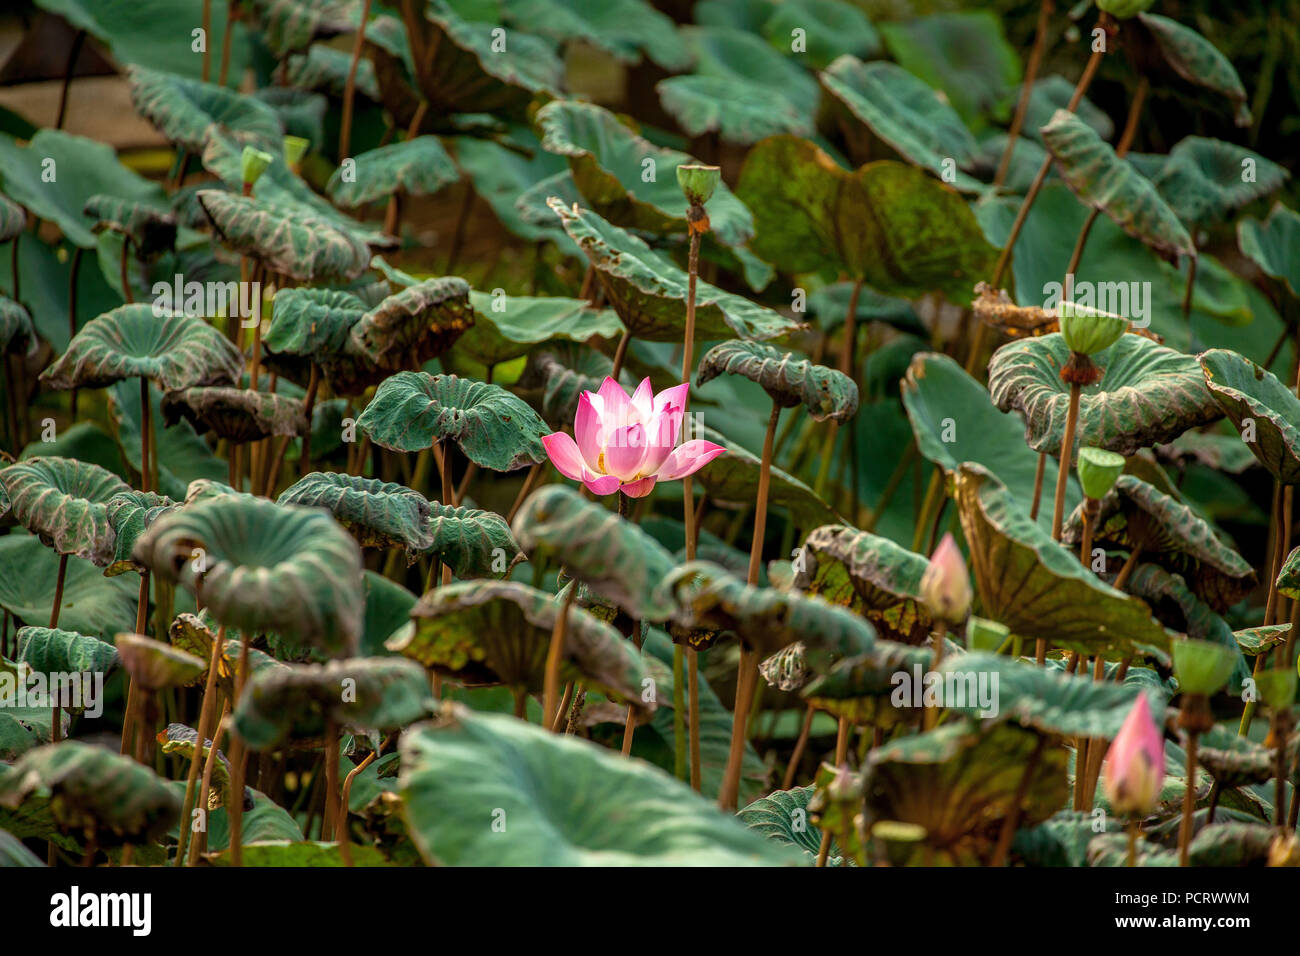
[994,0,1054,187]
[384,190,402,238]
[338,745,380,866]
[1178,730,1198,866]
[322,717,341,842]
[507,462,542,525]
[677,214,704,785]
[120,570,150,757]
[924,620,950,730]
[297,364,321,477]
[176,623,224,866]
[542,583,578,731]
[1181,254,1197,321]
[609,328,631,380]
[840,277,863,380]
[564,687,586,735]
[55,29,86,130]
[1079,497,1099,569]
[445,182,475,274]
[218,0,235,86]
[688,648,703,790]
[783,703,816,791]
[190,708,228,864]
[338,0,371,162]
[49,553,69,630]
[1113,543,1142,591]
[815,716,852,867]
[1050,380,1082,541]
[550,683,574,731]
[1126,819,1139,867]
[990,736,1047,866]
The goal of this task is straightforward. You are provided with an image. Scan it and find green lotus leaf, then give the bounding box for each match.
[197,189,373,284]
[421,500,521,579]
[0,701,61,762]
[249,0,354,56]
[1086,832,1179,867]
[231,657,433,749]
[133,496,365,657]
[0,194,24,243]
[0,457,129,565]
[327,137,460,208]
[161,386,308,443]
[937,652,1165,737]
[395,0,562,118]
[1062,475,1255,612]
[357,371,547,472]
[657,75,811,145]
[115,635,205,691]
[1279,546,1300,601]
[863,721,1068,866]
[761,0,879,68]
[501,0,688,70]
[348,277,475,377]
[393,580,649,713]
[692,423,837,528]
[1198,723,1297,789]
[1238,203,1300,297]
[127,64,282,154]
[1040,110,1194,263]
[682,24,818,113]
[0,297,35,356]
[535,99,754,248]
[1150,137,1288,227]
[1020,75,1114,145]
[40,304,243,392]
[878,10,1021,129]
[458,291,621,367]
[821,57,981,192]
[697,341,859,423]
[954,464,1171,658]
[736,136,996,302]
[1199,348,1300,483]
[738,786,838,865]
[156,722,241,809]
[799,640,934,730]
[398,704,801,865]
[1234,624,1289,656]
[286,43,379,99]
[1134,12,1251,126]
[277,472,434,556]
[0,741,180,843]
[262,286,368,387]
[989,333,1221,458]
[0,535,137,640]
[255,87,327,150]
[549,200,803,342]
[1185,822,1281,868]
[793,525,932,644]
[0,129,166,248]
[15,625,118,688]
[83,195,177,259]
[512,485,676,619]
[902,350,1081,523]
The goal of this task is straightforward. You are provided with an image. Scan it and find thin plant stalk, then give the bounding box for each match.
[542,583,578,731]
[994,0,1055,187]
[815,716,851,867]
[175,624,225,866]
[218,0,235,86]
[990,736,1047,866]
[118,235,134,304]
[338,0,372,162]
[190,708,228,864]
[1050,381,1082,541]
[1178,730,1199,866]
[1030,451,1047,521]
[120,571,150,757]
[49,552,67,743]
[339,743,382,866]
[782,703,816,791]
[323,717,341,842]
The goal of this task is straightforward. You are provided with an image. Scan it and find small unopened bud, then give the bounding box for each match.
[920,532,972,623]
[1103,694,1165,816]
[1077,446,1125,500]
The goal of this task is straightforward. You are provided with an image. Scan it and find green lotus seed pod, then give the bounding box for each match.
[966,616,1010,653]
[1097,0,1155,18]
[1077,447,1125,500]
[240,146,274,187]
[1256,667,1297,711]
[676,163,721,206]
[1172,638,1238,696]
[283,136,310,169]
[1058,302,1128,356]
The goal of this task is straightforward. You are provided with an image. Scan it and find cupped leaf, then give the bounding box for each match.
[1150,137,1288,227]
[696,341,859,422]
[133,496,365,657]
[657,74,811,145]
[1198,723,1296,789]
[231,657,432,749]
[1134,12,1251,126]
[549,200,804,343]
[40,304,242,392]
[262,286,368,387]
[954,464,1171,658]
[0,741,180,843]
[83,195,177,259]
[989,333,1221,457]
[357,371,547,472]
[127,64,282,154]
[1062,475,1256,612]
[1040,110,1194,263]
[1199,348,1300,483]
[348,278,475,377]
[1238,203,1300,297]
[421,501,521,579]
[821,57,981,192]
[794,525,932,644]
[535,99,753,248]
[0,457,129,565]
[277,472,434,556]
[512,485,677,619]
[1279,547,1300,601]
[161,386,308,443]
[327,137,460,207]
[398,705,801,865]
[115,634,205,691]
[736,136,996,302]
[0,535,138,640]
[393,580,649,712]
[459,291,621,367]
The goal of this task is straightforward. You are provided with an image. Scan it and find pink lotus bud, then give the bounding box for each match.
[1103,694,1165,816]
[919,533,972,622]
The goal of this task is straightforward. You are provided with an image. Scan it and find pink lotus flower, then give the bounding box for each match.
[1103,694,1166,816]
[541,377,725,498]
[919,532,973,622]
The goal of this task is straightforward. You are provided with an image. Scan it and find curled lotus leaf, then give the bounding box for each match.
[1233,624,1289,656]
[1063,476,1256,612]
[1199,348,1300,484]
[988,333,1221,458]
[249,0,355,56]
[161,386,308,444]
[115,634,205,691]
[1150,137,1288,227]
[327,137,460,207]
[793,525,933,645]
[512,485,677,620]
[393,580,650,715]
[132,496,365,658]
[460,291,622,367]
[1197,723,1299,789]
[691,423,837,529]
[0,193,25,242]
[422,501,521,579]
[696,341,859,423]
[0,740,180,843]
[1237,204,1300,298]
[168,613,286,692]
[348,278,475,376]
[231,657,433,749]
[16,626,119,680]
[197,189,373,284]
[357,371,547,472]
[127,64,283,154]
[286,43,379,99]
[549,200,804,343]
[503,0,689,71]
[1134,12,1251,127]
[738,786,836,864]
[262,287,368,388]
[0,457,130,565]
[40,304,243,392]
[1040,109,1194,263]
[83,195,177,259]
[657,74,812,146]
[1279,547,1300,601]
[535,98,754,248]
[800,640,947,728]
[156,722,244,810]
[277,472,434,556]
[0,297,35,356]
[954,464,1171,658]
